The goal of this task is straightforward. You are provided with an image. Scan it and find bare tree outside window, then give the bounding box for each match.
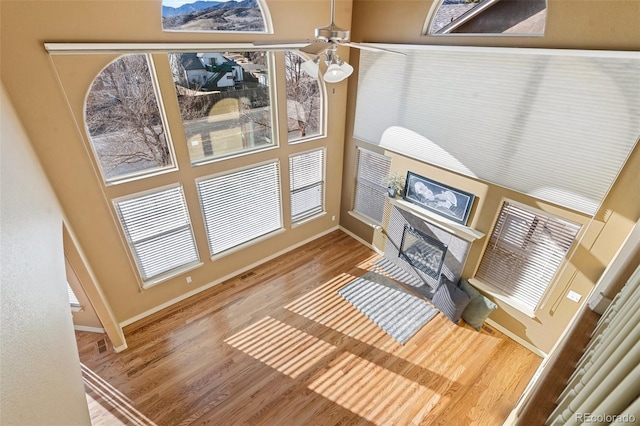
[285,51,322,142]
[85,54,173,180]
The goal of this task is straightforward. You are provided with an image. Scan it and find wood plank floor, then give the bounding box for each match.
[75,230,541,425]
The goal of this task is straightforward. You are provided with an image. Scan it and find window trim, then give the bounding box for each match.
[84,53,179,186]
[112,183,202,287]
[160,0,274,35]
[195,159,284,259]
[285,51,326,145]
[170,50,281,166]
[289,147,326,225]
[471,198,582,317]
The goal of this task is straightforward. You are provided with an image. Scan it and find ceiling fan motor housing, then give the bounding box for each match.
[315,24,350,42]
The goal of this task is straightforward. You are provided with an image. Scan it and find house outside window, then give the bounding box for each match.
[169,51,276,164]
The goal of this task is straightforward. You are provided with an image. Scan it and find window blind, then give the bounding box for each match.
[353,147,391,224]
[354,46,640,215]
[289,148,325,223]
[197,161,282,255]
[114,185,199,281]
[476,200,581,312]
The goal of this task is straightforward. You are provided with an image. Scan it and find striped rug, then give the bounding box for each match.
[338,271,439,344]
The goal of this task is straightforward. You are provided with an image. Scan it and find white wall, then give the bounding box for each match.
[0,84,91,425]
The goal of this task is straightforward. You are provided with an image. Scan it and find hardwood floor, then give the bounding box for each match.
[75,230,541,425]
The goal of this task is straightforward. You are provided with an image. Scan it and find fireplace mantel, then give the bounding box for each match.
[389,197,485,243]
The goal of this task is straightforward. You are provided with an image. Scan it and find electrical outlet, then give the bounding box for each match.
[566,290,581,303]
[331,215,336,221]
[186,276,192,283]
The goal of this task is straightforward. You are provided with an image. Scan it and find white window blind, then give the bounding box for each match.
[353,147,391,224]
[114,185,199,282]
[476,200,581,312]
[197,161,282,255]
[289,148,325,223]
[355,46,640,215]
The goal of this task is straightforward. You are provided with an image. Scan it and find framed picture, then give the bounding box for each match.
[403,172,475,225]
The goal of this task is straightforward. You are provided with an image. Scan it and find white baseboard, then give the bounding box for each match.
[485,319,547,358]
[113,343,128,353]
[73,325,105,333]
[339,225,383,255]
[119,226,340,329]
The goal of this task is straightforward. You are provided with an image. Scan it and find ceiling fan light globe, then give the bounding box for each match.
[323,60,353,83]
[301,58,319,78]
[338,61,354,77]
[324,63,348,83]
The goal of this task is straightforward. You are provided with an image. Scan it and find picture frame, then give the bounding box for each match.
[403,172,475,225]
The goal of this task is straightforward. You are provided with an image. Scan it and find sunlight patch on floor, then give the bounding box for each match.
[306,350,438,423]
[224,316,337,378]
[82,363,156,426]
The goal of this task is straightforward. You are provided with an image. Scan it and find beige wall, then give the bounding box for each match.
[342,0,640,353]
[0,0,352,329]
[1,0,638,356]
[0,83,91,425]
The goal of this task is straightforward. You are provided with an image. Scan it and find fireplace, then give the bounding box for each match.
[399,225,448,280]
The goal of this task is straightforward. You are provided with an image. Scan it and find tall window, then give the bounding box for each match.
[161,0,269,33]
[169,51,275,164]
[289,148,325,224]
[197,161,282,256]
[285,51,322,143]
[353,147,391,225]
[113,185,200,285]
[85,54,175,182]
[475,200,581,312]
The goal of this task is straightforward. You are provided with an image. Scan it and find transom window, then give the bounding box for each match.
[161,0,270,33]
[427,0,547,35]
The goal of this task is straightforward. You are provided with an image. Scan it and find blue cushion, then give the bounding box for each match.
[459,279,498,331]
[432,275,470,324]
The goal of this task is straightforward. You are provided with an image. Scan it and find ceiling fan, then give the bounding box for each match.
[253,0,405,83]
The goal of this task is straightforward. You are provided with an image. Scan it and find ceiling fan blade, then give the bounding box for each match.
[300,41,332,55]
[252,40,314,49]
[343,42,407,56]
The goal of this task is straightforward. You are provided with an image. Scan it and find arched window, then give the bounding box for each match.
[285,51,323,143]
[85,54,176,182]
[426,0,546,35]
[162,0,272,33]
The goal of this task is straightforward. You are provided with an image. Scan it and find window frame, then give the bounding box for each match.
[84,53,179,186]
[289,147,326,225]
[168,50,281,166]
[284,51,326,145]
[350,147,392,226]
[470,199,582,317]
[196,159,284,259]
[112,183,203,288]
